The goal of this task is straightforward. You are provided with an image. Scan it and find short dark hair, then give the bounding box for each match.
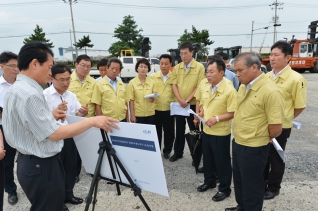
[159,54,172,63]
[216,52,228,61]
[18,41,54,71]
[0,51,18,64]
[207,55,222,65]
[97,58,108,70]
[51,64,72,77]
[107,57,123,70]
[271,40,293,57]
[207,57,225,72]
[179,42,194,52]
[135,58,151,73]
[234,52,261,69]
[75,54,92,66]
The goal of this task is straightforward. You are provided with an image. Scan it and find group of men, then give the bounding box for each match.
[0,39,307,211]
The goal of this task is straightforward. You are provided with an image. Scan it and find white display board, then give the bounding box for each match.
[66,115,169,197]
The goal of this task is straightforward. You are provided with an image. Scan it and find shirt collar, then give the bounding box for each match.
[47,84,68,97]
[75,71,86,83]
[184,59,193,70]
[271,64,289,79]
[246,73,263,92]
[211,79,223,93]
[17,74,43,93]
[0,76,9,85]
[106,76,117,84]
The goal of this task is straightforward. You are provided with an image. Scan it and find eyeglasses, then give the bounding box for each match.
[78,63,91,69]
[53,77,71,83]
[4,64,19,69]
[179,52,190,56]
[138,65,148,69]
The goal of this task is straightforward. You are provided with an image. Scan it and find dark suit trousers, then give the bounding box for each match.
[17,153,65,211]
[232,140,270,211]
[136,115,155,125]
[264,128,291,192]
[0,125,17,194]
[0,160,4,211]
[174,105,196,156]
[155,110,175,153]
[202,132,232,195]
[60,138,77,200]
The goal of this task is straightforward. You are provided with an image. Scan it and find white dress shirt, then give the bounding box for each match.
[43,85,82,125]
[271,65,289,80]
[162,72,169,83]
[0,76,13,125]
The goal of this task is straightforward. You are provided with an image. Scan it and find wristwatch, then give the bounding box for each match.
[215,116,220,123]
[185,99,189,103]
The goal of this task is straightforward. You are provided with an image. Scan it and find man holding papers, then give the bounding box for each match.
[169,42,205,162]
[226,52,284,211]
[194,58,237,202]
[264,41,307,200]
[150,54,175,159]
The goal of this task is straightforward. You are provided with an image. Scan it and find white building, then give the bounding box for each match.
[241,46,271,54]
[57,47,110,61]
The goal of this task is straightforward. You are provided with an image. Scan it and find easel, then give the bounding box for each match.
[84,129,151,211]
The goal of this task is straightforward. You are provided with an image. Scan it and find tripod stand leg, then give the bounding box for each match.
[84,142,106,211]
[116,183,121,195]
[92,177,100,211]
[110,152,151,211]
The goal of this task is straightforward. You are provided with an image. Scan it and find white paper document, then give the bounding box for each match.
[272,138,286,163]
[293,121,301,129]
[144,93,159,99]
[188,109,205,124]
[170,102,190,116]
[66,115,169,197]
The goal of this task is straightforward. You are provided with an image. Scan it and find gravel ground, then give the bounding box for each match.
[3,72,318,211]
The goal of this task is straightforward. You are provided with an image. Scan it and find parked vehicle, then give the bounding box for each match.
[262,20,318,73]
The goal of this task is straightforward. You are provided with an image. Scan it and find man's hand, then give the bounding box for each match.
[205,117,217,128]
[57,101,68,111]
[198,107,204,118]
[92,116,119,133]
[77,103,88,117]
[0,148,6,160]
[178,99,188,108]
[52,109,66,122]
[149,98,155,103]
[130,114,137,123]
[193,117,200,127]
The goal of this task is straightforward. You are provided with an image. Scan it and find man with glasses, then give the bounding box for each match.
[68,54,96,183]
[169,42,205,162]
[0,51,19,207]
[43,64,88,211]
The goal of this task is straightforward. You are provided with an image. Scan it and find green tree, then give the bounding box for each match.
[74,35,94,54]
[109,15,150,56]
[177,26,214,61]
[23,24,54,48]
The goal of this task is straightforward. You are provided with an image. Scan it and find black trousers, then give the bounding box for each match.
[136,115,155,125]
[0,125,17,194]
[76,150,82,177]
[232,140,270,211]
[202,132,232,195]
[154,110,175,153]
[174,105,196,156]
[264,128,291,192]
[0,159,4,211]
[17,153,65,211]
[60,138,77,200]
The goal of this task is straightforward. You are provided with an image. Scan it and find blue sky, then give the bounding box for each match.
[0,0,317,57]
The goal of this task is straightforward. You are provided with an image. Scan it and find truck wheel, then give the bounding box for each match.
[309,61,318,73]
[266,63,272,72]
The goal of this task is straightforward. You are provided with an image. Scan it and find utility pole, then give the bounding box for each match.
[64,0,78,57]
[69,29,74,64]
[271,0,283,43]
[250,21,254,52]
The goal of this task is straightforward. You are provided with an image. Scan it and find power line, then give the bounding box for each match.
[0,1,60,6]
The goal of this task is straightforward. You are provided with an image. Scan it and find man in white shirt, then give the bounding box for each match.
[0,51,19,206]
[43,64,88,211]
